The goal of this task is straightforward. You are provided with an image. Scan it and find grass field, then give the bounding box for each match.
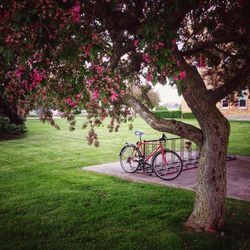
[0,118,250,249]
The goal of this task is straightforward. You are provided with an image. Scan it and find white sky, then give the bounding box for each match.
[154,83,181,105]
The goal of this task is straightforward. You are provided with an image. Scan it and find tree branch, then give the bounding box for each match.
[180,35,246,56]
[96,0,143,33]
[122,94,204,148]
[120,52,143,77]
[208,62,250,103]
[106,42,134,71]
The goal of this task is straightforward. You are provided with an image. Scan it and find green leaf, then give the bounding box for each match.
[90,45,102,61]
[152,75,158,86]
[79,67,86,76]
[139,40,146,50]
[3,49,14,63]
[0,46,4,54]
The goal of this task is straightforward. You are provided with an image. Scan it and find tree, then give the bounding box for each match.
[131,85,160,110]
[0,9,26,138]
[1,0,249,232]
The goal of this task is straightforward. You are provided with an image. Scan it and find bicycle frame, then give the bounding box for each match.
[136,140,168,165]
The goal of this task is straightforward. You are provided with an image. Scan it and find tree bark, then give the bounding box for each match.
[123,58,232,232]
[125,92,230,231]
[185,108,230,231]
[180,61,231,232]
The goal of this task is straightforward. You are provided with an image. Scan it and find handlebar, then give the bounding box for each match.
[159,133,167,141]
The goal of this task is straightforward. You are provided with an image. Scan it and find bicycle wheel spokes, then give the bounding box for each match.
[153,150,183,180]
[119,145,141,173]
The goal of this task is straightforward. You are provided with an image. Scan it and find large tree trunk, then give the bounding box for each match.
[186,108,230,231]
[123,67,231,232]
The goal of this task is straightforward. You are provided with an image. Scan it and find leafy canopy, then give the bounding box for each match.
[0,0,249,145]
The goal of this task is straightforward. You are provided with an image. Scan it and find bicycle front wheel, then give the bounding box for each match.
[152,149,183,180]
[119,144,141,173]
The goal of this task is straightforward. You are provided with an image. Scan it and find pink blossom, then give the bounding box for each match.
[133,39,139,47]
[153,44,159,50]
[146,73,153,82]
[62,0,67,2]
[95,65,104,75]
[172,39,176,46]
[110,89,118,102]
[71,1,81,23]
[65,94,81,107]
[158,42,165,47]
[21,80,29,90]
[18,89,25,95]
[82,44,92,56]
[87,78,95,87]
[104,76,113,83]
[198,56,206,67]
[15,67,25,80]
[93,89,100,100]
[65,96,73,106]
[179,70,186,80]
[65,96,80,107]
[31,69,47,88]
[142,53,151,64]
[75,94,81,100]
[33,71,44,82]
[73,1,81,12]
[176,60,180,68]
[173,74,179,81]
[92,33,98,41]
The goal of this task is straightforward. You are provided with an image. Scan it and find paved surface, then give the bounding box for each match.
[83,156,250,202]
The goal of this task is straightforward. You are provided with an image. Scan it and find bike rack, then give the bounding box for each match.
[143,137,200,172]
[142,136,235,173]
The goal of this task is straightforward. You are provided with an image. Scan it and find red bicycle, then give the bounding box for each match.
[119,131,183,180]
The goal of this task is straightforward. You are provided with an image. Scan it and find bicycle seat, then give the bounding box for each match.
[135,130,145,137]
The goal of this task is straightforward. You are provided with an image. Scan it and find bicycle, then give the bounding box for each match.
[119,131,183,180]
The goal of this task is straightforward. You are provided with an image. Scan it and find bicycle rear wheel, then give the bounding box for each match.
[152,149,183,180]
[119,144,142,173]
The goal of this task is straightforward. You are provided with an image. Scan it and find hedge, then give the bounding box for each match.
[153,110,182,119]
[182,112,195,119]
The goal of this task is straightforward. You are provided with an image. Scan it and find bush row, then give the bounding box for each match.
[182,112,195,119]
[152,111,195,119]
[153,110,182,118]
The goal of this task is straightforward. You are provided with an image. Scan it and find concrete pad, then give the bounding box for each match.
[83,155,250,202]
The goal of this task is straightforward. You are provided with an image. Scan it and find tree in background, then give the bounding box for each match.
[0,18,26,138]
[132,85,160,110]
[1,0,249,232]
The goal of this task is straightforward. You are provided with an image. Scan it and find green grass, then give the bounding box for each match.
[0,118,250,249]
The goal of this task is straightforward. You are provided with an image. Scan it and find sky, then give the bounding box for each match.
[154,83,181,105]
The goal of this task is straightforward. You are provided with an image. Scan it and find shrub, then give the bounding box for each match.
[182,112,195,119]
[155,105,168,111]
[153,110,182,119]
[0,116,27,139]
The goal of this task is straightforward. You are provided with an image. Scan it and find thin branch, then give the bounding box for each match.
[208,62,250,103]
[120,52,143,77]
[213,46,234,57]
[180,35,246,56]
[107,42,134,71]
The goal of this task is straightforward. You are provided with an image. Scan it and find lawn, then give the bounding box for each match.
[0,118,250,249]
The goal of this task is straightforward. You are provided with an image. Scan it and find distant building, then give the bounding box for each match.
[181,90,250,120]
[166,103,181,110]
